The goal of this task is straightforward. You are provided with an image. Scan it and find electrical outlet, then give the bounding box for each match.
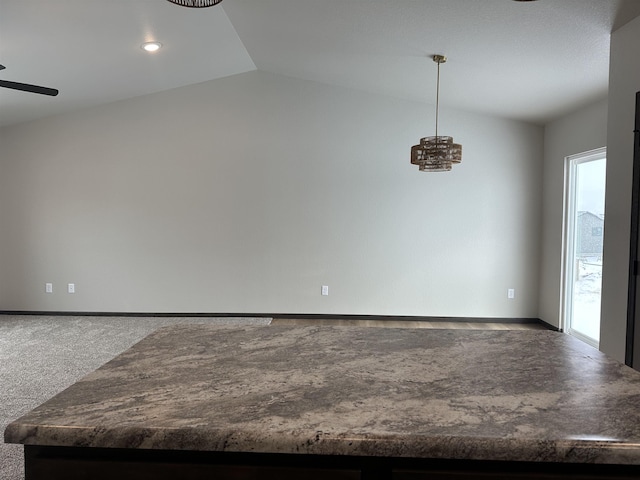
[508,288,515,299]
[68,283,75,294]
[45,283,53,294]
[321,285,329,296]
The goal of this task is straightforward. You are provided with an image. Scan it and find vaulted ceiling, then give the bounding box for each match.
[1,0,639,128]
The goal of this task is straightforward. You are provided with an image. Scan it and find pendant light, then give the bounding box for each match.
[410,55,462,172]
[166,0,223,7]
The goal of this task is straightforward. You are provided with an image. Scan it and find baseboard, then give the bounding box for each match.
[271,314,559,331]
[0,311,557,330]
[536,318,560,332]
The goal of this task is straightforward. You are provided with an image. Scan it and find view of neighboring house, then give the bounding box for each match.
[577,211,605,258]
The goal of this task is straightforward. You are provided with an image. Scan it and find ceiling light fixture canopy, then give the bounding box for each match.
[410,55,462,172]
[166,0,223,7]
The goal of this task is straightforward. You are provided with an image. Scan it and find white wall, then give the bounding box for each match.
[600,15,640,362]
[0,70,543,316]
[538,99,608,329]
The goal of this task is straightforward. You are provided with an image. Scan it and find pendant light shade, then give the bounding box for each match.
[166,0,223,7]
[411,136,462,172]
[410,55,462,172]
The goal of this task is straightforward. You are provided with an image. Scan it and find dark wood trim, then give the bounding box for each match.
[269,314,544,324]
[626,91,640,368]
[537,318,561,331]
[24,445,640,480]
[0,311,551,327]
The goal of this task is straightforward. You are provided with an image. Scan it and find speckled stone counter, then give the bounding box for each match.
[6,325,640,479]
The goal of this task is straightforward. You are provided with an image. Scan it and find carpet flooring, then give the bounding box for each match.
[0,315,270,480]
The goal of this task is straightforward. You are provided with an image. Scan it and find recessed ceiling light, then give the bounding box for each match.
[141,42,162,53]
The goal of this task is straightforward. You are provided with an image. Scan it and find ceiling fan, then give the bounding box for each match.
[0,64,58,96]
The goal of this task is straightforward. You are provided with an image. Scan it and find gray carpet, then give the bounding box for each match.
[0,314,270,480]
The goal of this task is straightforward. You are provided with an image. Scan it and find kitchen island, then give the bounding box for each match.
[6,324,640,479]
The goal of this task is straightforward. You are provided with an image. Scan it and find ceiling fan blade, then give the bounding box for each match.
[0,79,58,96]
[0,65,5,71]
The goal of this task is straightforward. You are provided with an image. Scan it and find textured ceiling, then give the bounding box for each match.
[1,0,639,128]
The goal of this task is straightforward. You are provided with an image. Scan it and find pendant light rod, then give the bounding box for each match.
[433,55,446,143]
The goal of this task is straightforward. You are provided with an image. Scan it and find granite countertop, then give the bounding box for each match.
[6,325,640,465]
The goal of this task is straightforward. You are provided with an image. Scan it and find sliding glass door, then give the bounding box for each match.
[563,148,607,347]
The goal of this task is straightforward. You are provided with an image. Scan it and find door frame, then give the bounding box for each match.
[626,91,640,368]
[561,147,607,348]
